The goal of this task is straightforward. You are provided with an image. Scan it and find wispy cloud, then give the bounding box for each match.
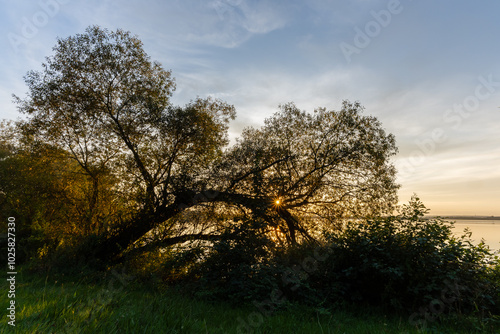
[182,0,290,48]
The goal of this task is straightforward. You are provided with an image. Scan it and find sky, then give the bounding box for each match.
[0,0,499,216]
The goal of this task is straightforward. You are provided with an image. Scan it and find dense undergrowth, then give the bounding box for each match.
[9,197,500,333]
[147,197,500,331]
[2,266,499,333]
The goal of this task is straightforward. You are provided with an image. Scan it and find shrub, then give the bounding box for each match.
[310,195,500,315]
[157,195,500,320]
[163,219,282,303]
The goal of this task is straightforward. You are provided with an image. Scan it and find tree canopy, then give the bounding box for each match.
[7,26,399,263]
[216,101,398,244]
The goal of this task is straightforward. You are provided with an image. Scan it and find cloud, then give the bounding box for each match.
[183,0,290,48]
[77,0,292,49]
[168,65,393,143]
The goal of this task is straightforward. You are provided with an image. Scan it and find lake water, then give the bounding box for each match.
[451,220,500,252]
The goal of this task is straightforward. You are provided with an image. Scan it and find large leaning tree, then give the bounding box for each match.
[13,26,399,262]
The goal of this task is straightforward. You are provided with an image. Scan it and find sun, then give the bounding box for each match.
[273,198,283,208]
[269,196,285,210]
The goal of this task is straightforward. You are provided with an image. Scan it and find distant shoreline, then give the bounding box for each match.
[426,215,500,221]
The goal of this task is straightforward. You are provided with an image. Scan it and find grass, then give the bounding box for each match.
[1,268,498,333]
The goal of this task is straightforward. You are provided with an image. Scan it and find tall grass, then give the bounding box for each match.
[1,269,497,333]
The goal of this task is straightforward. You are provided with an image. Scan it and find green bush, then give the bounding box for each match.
[158,196,500,321]
[163,219,282,303]
[310,196,500,315]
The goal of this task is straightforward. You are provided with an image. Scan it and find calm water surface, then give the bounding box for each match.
[452,220,500,251]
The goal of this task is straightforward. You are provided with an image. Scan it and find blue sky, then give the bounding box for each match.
[1,0,499,215]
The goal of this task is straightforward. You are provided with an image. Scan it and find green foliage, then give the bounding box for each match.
[12,25,237,263]
[156,195,500,325]
[0,123,74,263]
[0,120,133,266]
[12,268,491,334]
[217,100,400,244]
[164,219,281,303]
[311,195,500,315]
